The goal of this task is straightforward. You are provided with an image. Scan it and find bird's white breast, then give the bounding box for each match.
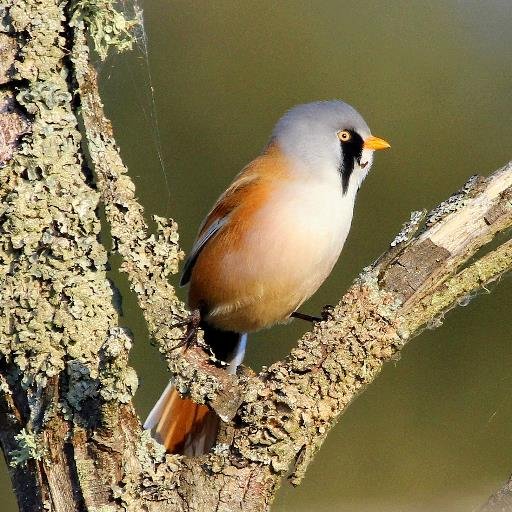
[251,175,353,281]
[212,172,357,329]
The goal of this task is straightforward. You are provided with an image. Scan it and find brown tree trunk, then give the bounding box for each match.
[0,2,511,511]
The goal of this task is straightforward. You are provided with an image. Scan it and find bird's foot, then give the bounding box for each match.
[290,311,322,323]
[291,305,335,324]
[321,304,335,320]
[170,309,201,350]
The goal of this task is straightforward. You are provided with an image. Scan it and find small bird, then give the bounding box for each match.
[144,100,389,455]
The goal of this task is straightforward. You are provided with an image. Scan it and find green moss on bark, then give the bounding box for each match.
[70,0,136,60]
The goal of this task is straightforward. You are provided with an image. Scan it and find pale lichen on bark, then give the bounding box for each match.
[0,1,511,511]
[480,474,512,512]
[0,1,140,510]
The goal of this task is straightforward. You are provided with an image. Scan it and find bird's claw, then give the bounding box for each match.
[321,304,335,321]
[170,309,201,350]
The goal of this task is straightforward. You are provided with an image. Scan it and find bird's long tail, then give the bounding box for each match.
[144,327,247,456]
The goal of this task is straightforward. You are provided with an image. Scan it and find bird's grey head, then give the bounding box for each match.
[271,100,389,194]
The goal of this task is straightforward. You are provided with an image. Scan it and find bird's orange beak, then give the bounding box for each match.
[363,136,390,151]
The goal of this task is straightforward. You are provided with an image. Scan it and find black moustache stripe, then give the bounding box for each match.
[339,131,364,194]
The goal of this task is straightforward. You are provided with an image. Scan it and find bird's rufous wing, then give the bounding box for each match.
[179,165,262,286]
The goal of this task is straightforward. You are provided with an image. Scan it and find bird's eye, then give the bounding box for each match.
[338,130,351,142]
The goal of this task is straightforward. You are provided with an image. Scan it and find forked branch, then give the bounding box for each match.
[0,2,510,511]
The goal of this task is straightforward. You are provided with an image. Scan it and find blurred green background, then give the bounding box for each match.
[2,1,512,510]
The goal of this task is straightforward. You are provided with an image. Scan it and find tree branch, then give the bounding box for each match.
[0,1,511,511]
[480,475,512,512]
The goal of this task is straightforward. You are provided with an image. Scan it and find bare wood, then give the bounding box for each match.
[0,1,511,512]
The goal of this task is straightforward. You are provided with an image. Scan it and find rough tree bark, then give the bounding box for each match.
[0,2,511,512]
[480,476,512,512]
